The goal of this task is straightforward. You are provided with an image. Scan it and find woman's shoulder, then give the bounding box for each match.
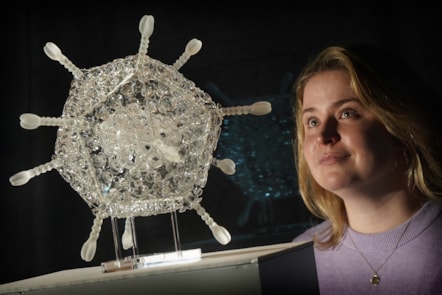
[292,220,330,243]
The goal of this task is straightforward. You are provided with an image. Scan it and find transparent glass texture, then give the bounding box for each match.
[54,55,223,218]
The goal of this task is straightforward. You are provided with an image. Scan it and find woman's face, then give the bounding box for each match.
[301,70,401,196]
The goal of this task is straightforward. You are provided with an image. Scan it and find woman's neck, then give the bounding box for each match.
[343,191,423,234]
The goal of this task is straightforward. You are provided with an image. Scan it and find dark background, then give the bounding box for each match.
[2,2,441,285]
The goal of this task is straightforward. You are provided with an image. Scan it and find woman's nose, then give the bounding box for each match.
[316,119,340,144]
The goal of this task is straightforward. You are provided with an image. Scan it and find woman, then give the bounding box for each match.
[292,45,442,294]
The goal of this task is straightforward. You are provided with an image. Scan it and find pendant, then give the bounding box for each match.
[370,273,380,286]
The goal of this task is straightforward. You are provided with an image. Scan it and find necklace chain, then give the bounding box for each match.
[347,218,412,286]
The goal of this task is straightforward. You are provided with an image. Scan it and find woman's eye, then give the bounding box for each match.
[307,118,318,127]
[341,110,357,119]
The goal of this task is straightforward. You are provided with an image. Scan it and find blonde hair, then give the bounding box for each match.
[292,45,442,248]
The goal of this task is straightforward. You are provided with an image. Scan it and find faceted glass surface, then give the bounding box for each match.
[54,55,222,218]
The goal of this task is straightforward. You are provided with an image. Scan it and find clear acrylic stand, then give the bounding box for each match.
[101,212,201,273]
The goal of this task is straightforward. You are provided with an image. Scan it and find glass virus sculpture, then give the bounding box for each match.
[9,14,271,270]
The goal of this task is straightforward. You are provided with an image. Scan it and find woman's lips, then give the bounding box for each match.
[319,153,349,165]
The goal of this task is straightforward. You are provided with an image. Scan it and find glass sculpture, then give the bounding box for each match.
[9,14,272,271]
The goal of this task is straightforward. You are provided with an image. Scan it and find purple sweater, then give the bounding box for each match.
[293,200,442,295]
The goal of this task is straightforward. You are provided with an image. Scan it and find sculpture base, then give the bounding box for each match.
[101,248,202,273]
